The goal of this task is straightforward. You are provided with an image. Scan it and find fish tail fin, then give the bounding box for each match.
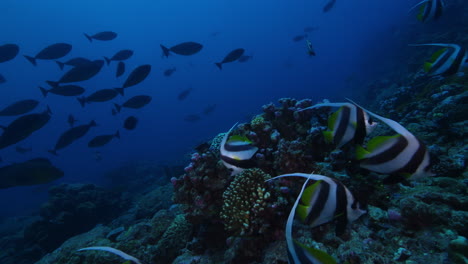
[56,61,65,70]
[114,103,122,113]
[104,57,111,65]
[46,81,59,88]
[84,33,92,42]
[24,55,36,66]
[39,87,49,97]
[160,44,170,58]
[77,97,86,108]
[89,120,97,127]
[115,88,124,96]
[115,130,120,139]
[48,149,58,156]
[215,63,222,70]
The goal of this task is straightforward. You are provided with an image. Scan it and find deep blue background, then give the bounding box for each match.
[0,0,416,217]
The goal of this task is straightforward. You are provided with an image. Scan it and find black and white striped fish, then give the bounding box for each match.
[409,0,444,22]
[410,43,467,77]
[302,102,377,148]
[349,100,433,184]
[220,123,258,175]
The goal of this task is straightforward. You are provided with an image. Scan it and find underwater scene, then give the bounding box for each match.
[0,0,467,263]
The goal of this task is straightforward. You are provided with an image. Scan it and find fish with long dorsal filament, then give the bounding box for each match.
[409,0,444,22]
[409,43,467,77]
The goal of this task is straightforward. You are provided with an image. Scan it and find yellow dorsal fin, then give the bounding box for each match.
[417,4,426,21]
[328,107,342,131]
[367,134,401,152]
[423,62,433,72]
[430,48,447,62]
[300,180,322,205]
[322,131,333,143]
[294,240,337,264]
[227,135,251,144]
[296,204,309,222]
[355,145,370,160]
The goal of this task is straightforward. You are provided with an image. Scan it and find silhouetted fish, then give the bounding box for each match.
[0,158,63,189]
[0,107,51,149]
[88,131,120,147]
[113,95,152,114]
[293,35,307,42]
[160,42,203,57]
[39,85,85,97]
[104,49,133,65]
[68,114,77,127]
[238,55,252,63]
[84,31,117,42]
[46,60,104,87]
[15,146,32,154]
[24,43,72,66]
[184,114,201,122]
[49,120,97,155]
[323,0,336,12]
[215,48,245,70]
[0,44,19,63]
[123,116,138,130]
[163,67,176,77]
[202,104,217,115]
[116,64,151,95]
[116,62,125,78]
[0,99,39,116]
[177,87,192,101]
[77,89,121,107]
[56,57,92,70]
[0,74,5,84]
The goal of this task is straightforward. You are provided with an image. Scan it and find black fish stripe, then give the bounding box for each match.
[293,241,315,264]
[393,139,428,175]
[363,136,408,165]
[224,142,255,152]
[443,47,466,76]
[354,107,367,145]
[334,106,350,145]
[429,46,453,75]
[220,155,256,168]
[305,181,330,225]
[333,179,348,235]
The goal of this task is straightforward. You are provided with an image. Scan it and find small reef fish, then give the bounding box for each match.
[163,67,176,77]
[177,87,192,101]
[117,64,151,95]
[56,57,92,70]
[49,120,97,155]
[293,35,307,42]
[349,100,433,184]
[84,31,117,42]
[0,44,19,63]
[88,131,120,148]
[215,48,245,70]
[104,49,133,65]
[0,99,39,116]
[160,42,203,57]
[220,123,258,175]
[0,158,63,189]
[323,0,337,12]
[68,114,77,127]
[39,85,85,97]
[113,95,152,114]
[116,62,125,78]
[409,0,444,22]
[46,60,104,87]
[78,88,121,107]
[123,116,138,130]
[409,43,467,77]
[306,40,316,56]
[24,43,72,66]
[77,246,143,264]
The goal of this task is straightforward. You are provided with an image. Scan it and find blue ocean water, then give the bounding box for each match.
[0,0,419,218]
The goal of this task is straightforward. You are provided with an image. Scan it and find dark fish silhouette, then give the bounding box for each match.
[56,57,92,70]
[49,120,97,155]
[116,64,151,95]
[202,104,217,115]
[0,44,19,63]
[77,89,121,107]
[39,85,85,97]
[160,42,203,57]
[15,146,32,154]
[0,107,51,149]
[323,0,336,12]
[123,116,138,130]
[113,95,152,114]
[184,114,201,122]
[24,43,72,66]
[84,31,117,42]
[88,131,120,148]
[0,158,63,189]
[0,99,39,116]
[0,74,5,84]
[177,87,192,101]
[116,62,125,78]
[46,60,104,87]
[215,48,245,70]
[104,49,133,65]
[238,55,253,63]
[68,114,77,127]
[292,35,307,42]
[163,67,176,77]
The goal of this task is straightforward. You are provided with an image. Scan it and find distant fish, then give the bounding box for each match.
[292,35,307,42]
[49,120,97,155]
[163,67,176,77]
[184,114,201,122]
[39,85,85,97]
[123,116,138,130]
[84,31,117,42]
[177,87,192,101]
[116,62,125,78]
[409,0,444,22]
[160,42,203,57]
[46,60,104,87]
[113,95,152,114]
[56,57,92,70]
[306,40,316,56]
[409,43,467,76]
[0,99,39,116]
[323,0,337,12]
[116,64,151,95]
[24,43,72,66]
[0,107,51,150]
[202,104,216,115]
[88,131,120,148]
[238,55,253,63]
[304,26,319,33]
[77,89,121,107]
[215,48,245,70]
[0,74,5,84]
[0,44,19,63]
[68,114,77,127]
[219,123,258,175]
[0,158,63,189]
[104,49,133,65]
[15,146,32,154]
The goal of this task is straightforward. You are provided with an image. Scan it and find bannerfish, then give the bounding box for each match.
[0,158,63,189]
[163,67,176,77]
[104,49,133,65]
[77,88,121,107]
[177,87,192,101]
[0,107,51,149]
[349,100,433,184]
[306,40,316,56]
[215,48,245,70]
[323,0,337,12]
[160,42,203,57]
[0,74,5,84]
[184,114,201,122]
[0,44,19,63]
[68,114,77,127]
[301,102,377,148]
[84,31,117,42]
[88,131,120,148]
[56,57,92,70]
[123,116,138,130]
[293,35,307,42]
[39,85,85,97]
[409,43,467,77]
[46,60,104,87]
[113,95,151,114]
[15,146,32,154]
[238,55,253,63]
[116,64,151,95]
[409,0,444,22]
[220,123,258,175]
[116,62,125,78]
[24,43,72,66]
[0,99,39,116]
[49,120,97,155]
